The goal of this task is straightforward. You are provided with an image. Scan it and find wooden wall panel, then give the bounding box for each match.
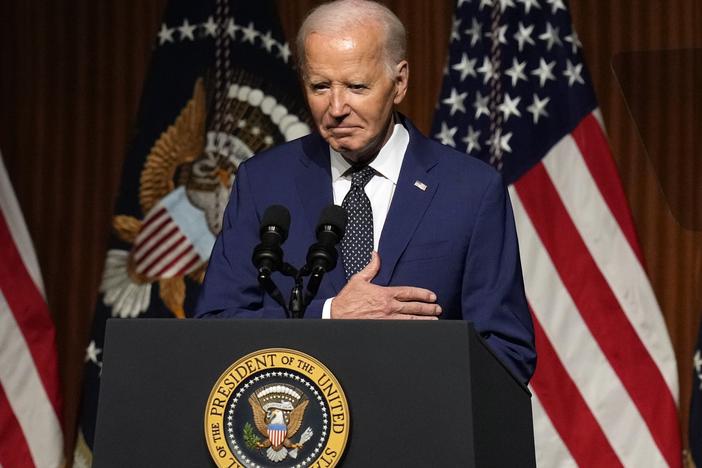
[0,0,699,458]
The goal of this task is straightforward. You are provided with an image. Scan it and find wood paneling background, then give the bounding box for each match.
[0,0,699,458]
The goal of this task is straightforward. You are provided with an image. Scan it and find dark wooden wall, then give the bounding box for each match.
[0,0,699,457]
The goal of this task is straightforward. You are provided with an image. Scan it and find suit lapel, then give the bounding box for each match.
[295,134,346,294]
[375,122,439,286]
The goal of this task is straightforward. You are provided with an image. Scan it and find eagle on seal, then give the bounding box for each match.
[248,393,309,462]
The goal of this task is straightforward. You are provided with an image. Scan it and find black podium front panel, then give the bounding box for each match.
[93,319,534,467]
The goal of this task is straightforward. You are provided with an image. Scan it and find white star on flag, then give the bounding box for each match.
[178,19,196,41]
[479,0,494,10]
[498,0,516,12]
[260,30,276,52]
[452,53,478,81]
[226,18,239,38]
[531,58,556,87]
[486,128,513,153]
[563,59,585,86]
[539,22,562,51]
[464,18,483,46]
[505,58,528,87]
[546,0,567,14]
[202,16,217,37]
[485,24,508,45]
[477,57,495,84]
[462,126,482,154]
[498,93,522,121]
[516,0,541,14]
[514,22,536,52]
[565,30,583,54]
[526,93,550,123]
[241,22,259,43]
[158,24,175,44]
[473,91,490,119]
[435,122,458,147]
[277,43,291,63]
[85,340,102,366]
[451,17,462,42]
[442,88,468,115]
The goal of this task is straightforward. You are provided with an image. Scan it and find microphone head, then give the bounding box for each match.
[261,205,290,241]
[317,205,347,238]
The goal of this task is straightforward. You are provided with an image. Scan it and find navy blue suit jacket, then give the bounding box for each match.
[195,117,536,383]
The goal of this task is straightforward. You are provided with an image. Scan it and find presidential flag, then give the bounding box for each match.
[0,153,64,467]
[73,1,310,464]
[432,0,681,466]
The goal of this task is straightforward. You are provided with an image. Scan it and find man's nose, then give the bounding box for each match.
[328,88,349,118]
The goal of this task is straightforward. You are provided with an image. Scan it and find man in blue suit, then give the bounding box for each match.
[195,0,536,383]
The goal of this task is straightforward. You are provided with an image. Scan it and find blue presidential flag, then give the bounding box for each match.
[72,1,310,464]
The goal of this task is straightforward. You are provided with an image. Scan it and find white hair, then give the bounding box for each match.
[295,0,407,76]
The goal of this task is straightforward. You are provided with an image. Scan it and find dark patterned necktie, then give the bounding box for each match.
[341,165,376,279]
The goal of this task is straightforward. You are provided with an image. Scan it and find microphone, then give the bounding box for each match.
[252,205,290,277]
[307,205,347,274]
[302,205,347,307]
[252,205,290,314]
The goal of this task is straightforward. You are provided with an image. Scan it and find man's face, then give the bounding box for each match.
[302,25,408,164]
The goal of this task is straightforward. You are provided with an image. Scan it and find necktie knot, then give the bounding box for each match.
[349,165,376,189]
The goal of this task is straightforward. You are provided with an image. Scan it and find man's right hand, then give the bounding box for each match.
[330,251,442,320]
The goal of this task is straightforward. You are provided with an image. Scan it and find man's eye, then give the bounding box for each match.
[349,84,367,91]
[311,83,329,91]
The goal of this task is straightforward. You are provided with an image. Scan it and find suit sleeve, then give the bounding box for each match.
[461,171,536,383]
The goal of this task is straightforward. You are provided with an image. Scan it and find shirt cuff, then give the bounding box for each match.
[322,297,334,319]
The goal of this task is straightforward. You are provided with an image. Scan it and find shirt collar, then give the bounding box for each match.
[329,120,409,185]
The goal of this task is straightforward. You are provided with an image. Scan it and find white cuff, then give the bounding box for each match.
[322,298,334,319]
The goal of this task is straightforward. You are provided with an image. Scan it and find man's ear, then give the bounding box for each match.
[393,60,409,105]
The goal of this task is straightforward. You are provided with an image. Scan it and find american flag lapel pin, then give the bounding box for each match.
[414,180,428,191]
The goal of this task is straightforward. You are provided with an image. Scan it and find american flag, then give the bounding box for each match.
[0,153,63,467]
[431,1,681,466]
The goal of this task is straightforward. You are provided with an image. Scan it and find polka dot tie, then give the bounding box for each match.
[341,165,376,279]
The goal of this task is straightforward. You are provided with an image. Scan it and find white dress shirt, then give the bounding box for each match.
[322,122,410,318]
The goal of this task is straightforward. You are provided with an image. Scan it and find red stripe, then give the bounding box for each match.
[140,206,167,231]
[0,211,62,421]
[0,383,35,467]
[571,114,644,265]
[171,252,201,278]
[529,310,621,467]
[135,225,181,267]
[515,163,681,467]
[140,235,188,276]
[133,214,173,258]
[150,243,195,278]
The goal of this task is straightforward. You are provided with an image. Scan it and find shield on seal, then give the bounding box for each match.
[267,423,287,447]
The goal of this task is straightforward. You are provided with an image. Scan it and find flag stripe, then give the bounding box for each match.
[0,158,45,297]
[514,165,680,467]
[151,244,196,278]
[0,290,63,468]
[570,113,644,264]
[0,383,35,468]
[140,235,190,277]
[510,186,667,467]
[161,250,200,278]
[542,125,678,397]
[133,222,180,263]
[529,312,621,467]
[530,393,577,468]
[134,225,182,268]
[0,211,61,417]
[133,213,173,259]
